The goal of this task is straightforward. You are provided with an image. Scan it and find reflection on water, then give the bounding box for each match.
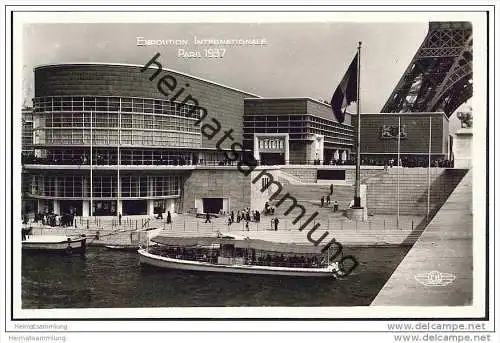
[22,246,409,308]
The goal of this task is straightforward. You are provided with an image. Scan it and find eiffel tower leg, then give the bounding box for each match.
[381,21,472,118]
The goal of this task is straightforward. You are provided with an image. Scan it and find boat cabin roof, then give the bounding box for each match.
[151,236,324,255]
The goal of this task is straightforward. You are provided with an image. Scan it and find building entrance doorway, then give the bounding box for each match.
[123,200,147,215]
[60,200,82,216]
[93,200,117,216]
[260,153,285,165]
[22,199,37,215]
[202,198,223,214]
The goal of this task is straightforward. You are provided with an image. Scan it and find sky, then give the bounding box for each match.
[22,22,433,112]
[21,21,470,132]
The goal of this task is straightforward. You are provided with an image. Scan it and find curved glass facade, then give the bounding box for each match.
[29,94,197,214]
[33,96,202,148]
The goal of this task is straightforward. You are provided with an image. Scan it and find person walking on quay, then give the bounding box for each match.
[333,200,339,212]
[320,196,324,207]
[330,184,333,195]
[245,220,249,231]
[118,212,122,226]
[166,211,172,224]
[326,194,331,206]
[231,210,234,223]
[205,212,211,223]
[274,217,280,231]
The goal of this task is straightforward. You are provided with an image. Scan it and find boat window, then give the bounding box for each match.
[221,244,235,257]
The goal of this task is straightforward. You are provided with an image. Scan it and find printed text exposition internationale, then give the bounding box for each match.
[137,36,267,46]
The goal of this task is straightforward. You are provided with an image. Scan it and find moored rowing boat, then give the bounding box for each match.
[22,234,87,254]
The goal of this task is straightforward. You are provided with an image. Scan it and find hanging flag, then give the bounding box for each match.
[330,52,358,123]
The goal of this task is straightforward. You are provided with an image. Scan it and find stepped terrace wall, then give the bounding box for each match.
[279,166,385,184]
[280,167,317,183]
[346,169,386,184]
[365,168,467,215]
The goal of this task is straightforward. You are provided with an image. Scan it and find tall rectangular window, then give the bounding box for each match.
[109,97,120,112]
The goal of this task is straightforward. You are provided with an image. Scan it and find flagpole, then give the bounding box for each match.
[117,106,121,223]
[90,109,93,218]
[354,41,362,208]
[426,116,432,222]
[397,116,401,229]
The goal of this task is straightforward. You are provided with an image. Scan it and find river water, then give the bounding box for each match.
[22,246,409,308]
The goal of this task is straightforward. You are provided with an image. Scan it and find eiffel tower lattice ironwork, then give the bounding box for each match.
[381,21,472,117]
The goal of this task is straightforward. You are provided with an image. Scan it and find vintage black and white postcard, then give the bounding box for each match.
[2,3,497,342]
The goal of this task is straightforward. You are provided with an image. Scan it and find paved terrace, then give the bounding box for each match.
[24,211,424,247]
[371,170,472,306]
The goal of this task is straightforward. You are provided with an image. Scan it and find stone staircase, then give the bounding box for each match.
[272,183,353,218]
[265,181,369,236]
[273,168,378,223]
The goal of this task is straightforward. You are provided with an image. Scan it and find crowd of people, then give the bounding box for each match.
[21,152,248,167]
[351,157,454,168]
[218,208,262,230]
[256,157,454,167]
[199,204,282,232]
[22,151,454,169]
[253,254,321,268]
[22,152,194,166]
[28,211,76,227]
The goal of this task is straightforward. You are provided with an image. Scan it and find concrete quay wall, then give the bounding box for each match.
[365,168,467,215]
[371,170,472,306]
[24,225,158,247]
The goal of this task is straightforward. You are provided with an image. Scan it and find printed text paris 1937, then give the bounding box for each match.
[136,36,268,58]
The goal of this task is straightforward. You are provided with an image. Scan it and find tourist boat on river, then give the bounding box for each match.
[138,234,345,278]
[22,227,87,254]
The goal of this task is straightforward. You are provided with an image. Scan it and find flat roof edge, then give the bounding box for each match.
[34,63,261,98]
[244,97,333,108]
